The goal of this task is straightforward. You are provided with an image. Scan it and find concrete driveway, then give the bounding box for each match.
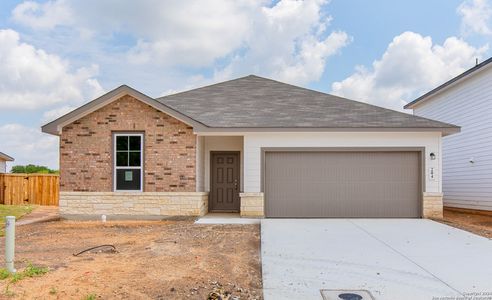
[261,219,492,300]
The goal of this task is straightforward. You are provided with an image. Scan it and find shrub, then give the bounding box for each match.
[10,165,58,174]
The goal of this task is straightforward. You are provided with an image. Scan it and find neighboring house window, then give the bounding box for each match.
[114,133,143,191]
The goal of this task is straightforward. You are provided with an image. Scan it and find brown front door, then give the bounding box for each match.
[210,152,240,212]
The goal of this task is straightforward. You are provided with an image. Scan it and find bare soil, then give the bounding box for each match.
[438,207,492,239]
[0,220,262,299]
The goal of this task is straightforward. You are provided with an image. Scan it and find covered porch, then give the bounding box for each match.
[195,135,264,218]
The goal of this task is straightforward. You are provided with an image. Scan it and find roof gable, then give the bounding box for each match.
[41,85,207,135]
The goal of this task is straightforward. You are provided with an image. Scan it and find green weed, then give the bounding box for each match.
[83,294,97,300]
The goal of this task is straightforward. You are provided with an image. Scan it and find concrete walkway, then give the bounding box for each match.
[261,219,492,300]
[17,206,60,226]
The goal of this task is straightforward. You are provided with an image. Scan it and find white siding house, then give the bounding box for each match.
[405,58,492,211]
[0,152,14,173]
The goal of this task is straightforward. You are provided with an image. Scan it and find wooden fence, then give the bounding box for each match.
[0,174,59,206]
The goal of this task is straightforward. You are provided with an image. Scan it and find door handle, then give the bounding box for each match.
[234,179,238,190]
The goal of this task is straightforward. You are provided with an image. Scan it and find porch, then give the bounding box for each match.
[195,135,264,218]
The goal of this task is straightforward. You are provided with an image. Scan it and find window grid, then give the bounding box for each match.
[114,133,143,191]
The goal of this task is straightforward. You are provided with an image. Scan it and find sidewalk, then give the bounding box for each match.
[16,206,60,226]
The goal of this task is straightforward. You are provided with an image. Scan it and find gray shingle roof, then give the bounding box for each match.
[157,75,458,129]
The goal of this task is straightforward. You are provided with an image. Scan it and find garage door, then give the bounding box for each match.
[264,151,421,218]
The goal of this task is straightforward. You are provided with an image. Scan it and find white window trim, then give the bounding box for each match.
[113,133,144,192]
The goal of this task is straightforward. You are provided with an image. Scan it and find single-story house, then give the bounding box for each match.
[0,152,14,173]
[405,57,492,212]
[42,75,459,219]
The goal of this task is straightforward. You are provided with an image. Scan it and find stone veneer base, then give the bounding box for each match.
[240,192,264,217]
[423,192,444,219]
[60,192,208,218]
[61,191,441,219]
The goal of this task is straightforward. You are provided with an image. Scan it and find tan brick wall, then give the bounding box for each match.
[423,192,443,219]
[60,192,208,217]
[240,192,264,217]
[60,95,196,192]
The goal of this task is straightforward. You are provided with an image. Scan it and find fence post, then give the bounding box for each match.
[5,216,16,273]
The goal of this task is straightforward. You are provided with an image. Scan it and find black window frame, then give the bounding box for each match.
[113,133,143,192]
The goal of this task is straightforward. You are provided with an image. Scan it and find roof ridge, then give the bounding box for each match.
[157,75,256,100]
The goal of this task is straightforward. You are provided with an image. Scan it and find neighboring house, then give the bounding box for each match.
[42,75,459,219]
[405,57,492,212]
[0,152,14,173]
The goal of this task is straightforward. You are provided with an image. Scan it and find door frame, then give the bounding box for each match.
[209,151,241,212]
[261,147,425,218]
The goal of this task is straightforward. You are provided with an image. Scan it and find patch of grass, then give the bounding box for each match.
[49,287,57,295]
[1,263,48,284]
[0,205,35,236]
[9,273,23,284]
[0,205,34,220]
[22,264,49,278]
[83,294,97,300]
[0,269,9,280]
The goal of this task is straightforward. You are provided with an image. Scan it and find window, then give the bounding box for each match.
[114,133,143,191]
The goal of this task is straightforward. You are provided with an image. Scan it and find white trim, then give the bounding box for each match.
[194,127,459,136]
[113,133,144,192]
[0,152,14,161]
[57,91,127,133]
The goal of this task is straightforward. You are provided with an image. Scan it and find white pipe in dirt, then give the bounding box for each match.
[5,216,16,273]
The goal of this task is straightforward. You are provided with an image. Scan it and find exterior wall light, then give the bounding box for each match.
[429,152,436,160]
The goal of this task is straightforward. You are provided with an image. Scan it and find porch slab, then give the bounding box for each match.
[194,213,260,225]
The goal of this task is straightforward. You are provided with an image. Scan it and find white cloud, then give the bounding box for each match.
[12,0,262,67]
[0,29,104,111]
[0,123,59,170]
[213,0,351,85]
[41,105,75,123]
[12,0,73,30]
[270,31,350,84]
[331,31,488,111]
[11,0,349,86]
[126,1,261,67]
[457,0,492,36]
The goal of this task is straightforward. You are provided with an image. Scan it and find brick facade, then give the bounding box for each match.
[60,95,196,192]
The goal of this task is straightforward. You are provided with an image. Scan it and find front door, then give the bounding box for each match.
[210,152,240,212]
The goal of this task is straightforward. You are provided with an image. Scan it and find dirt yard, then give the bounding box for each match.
[0,220,262,299]
[439,207,492,239]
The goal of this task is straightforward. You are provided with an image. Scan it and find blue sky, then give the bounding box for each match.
[0,0,491,169]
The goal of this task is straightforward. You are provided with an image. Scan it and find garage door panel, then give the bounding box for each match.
[265,151,421,218]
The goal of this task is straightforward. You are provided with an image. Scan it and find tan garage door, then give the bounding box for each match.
[264,151,421,218]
